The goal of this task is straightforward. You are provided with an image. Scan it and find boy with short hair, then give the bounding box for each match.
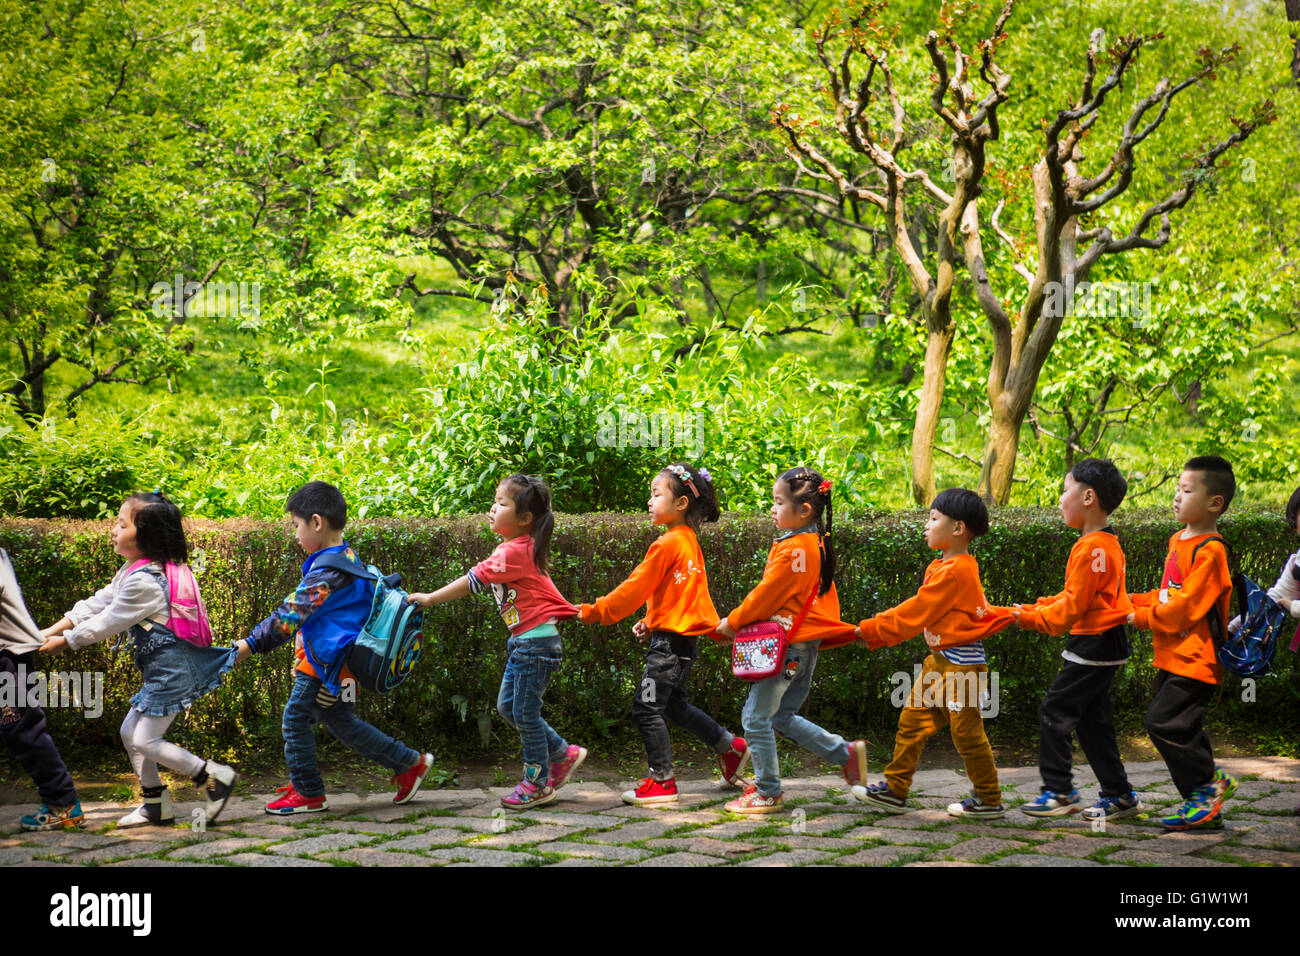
[1127,455,1236,830]
[852,489,1016,819]
[234,481,433,814]
[1006,458,1139,820]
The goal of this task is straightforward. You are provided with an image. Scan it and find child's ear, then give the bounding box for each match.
[798,501,814,522]
[311,514,325,533]
[953,520,967,539]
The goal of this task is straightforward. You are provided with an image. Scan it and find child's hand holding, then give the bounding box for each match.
[1126,612,1136,626]
[714,617,736,642]
[407,592,434,608]
[234,640,253,664]
[38,635,68,655]
[632,620,649,641]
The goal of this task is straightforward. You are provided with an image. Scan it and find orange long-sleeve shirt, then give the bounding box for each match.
[725,530,856,649]
[858,553,1015,651]
[1131,530,1231,685]
[579,524,718,636]
[1014,528,1133,637]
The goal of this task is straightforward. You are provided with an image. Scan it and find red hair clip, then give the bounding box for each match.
[818,479,832,495]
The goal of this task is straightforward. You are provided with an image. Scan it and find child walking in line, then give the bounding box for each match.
[1,549,84,831]
[234,481,433,814]
[1128,456,1237,830]
[1005,459,1140,820]
[39,492,239,828]
[714,468,864,814]
[578,462,749,806]
[1228,485,1300,639]
[854,489,1015,819]
[408,474,586,810]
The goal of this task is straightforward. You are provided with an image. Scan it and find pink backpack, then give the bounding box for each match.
[127,560,213,647]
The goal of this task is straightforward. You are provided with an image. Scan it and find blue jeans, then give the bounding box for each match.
[283,672,419,798]
[497,634,569,782]
[741,640,849,797]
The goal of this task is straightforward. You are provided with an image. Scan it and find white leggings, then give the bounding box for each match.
[119,708,205,787]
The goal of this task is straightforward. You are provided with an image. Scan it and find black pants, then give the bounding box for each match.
[632,631,731,780]
[1040,660,1131,797]
[0,651,78,807]
[1144,669,1216,799]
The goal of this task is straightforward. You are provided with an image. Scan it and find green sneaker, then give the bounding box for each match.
[1212,768,1237,805]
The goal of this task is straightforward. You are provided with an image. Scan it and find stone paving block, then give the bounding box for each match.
[532,841,650,862]
[870,809,958,829]
[949,824,1055,842]
[515,810,626,830]
[1105,849,1235,867]
[546,786,626,812]
[424,814,522,834]
[605,806,727,824]
[1230,781,1282,800]
[586,820,674,843]
[794,813,863,835]
[543,857,618,866]
[643,837,760,858]
[1034,836,1149,859]
[471,825,578,847]
[411,790,493,809]
[229,823,319,840]
[105,858,220,867]
[903,860,981,867]
[737,849,834,867]
[13,860,78,866]
[841,826,963,846]
[631,852,724,867]
[374,828,473,851]
[1209,847,1298,866]
[424,847,539,866]
[167,838,272,859]
[65,841,170,863]
[990,854,1103,867]
[267,832,376,856]
[221,853,332,867]
[835,845,928,866]
[1219,757,1300,782]
[328,848,442,867]
[757,835,864,852]
[316,820,424,835]
[939,837,1032,861]
[690,818,780,840]
[1146,830,1231,854]
[1238,821,1300,850]
[0,845,65,864]
[1242,793,1300,812]
[21,830,116,849]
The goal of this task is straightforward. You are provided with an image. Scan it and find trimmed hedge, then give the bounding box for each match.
[2,506,1297,770]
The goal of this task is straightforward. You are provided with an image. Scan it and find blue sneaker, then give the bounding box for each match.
[1081,791,1143,821]
[1161,784,1221,830]
[1020,788,1082,818]
[20,800,85,831]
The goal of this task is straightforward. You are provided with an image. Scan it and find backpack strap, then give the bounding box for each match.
[1189,535,1230,651]
[125,560,170,630]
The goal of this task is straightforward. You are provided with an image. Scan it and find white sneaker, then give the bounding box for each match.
[118,788,174,828]
[202,760,239,824]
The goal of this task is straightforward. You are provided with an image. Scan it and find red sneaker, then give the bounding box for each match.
[391,752,434,805]
[265,784,328,815]
[621,777,679,807]
[843,739,868,788]
[718,737,752,788]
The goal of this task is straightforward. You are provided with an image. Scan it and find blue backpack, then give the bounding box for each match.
[1213,571,1288,678]
[314,554,425,694]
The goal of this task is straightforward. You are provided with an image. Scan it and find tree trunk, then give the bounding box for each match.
[979,395,1020,504]
[910,316,954,504]
[1288,0,1300,88]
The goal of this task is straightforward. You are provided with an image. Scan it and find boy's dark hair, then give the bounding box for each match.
[660,462,720,530]
[125,492,189,565]
[1286,486,1300,532]
[777,467,835,596]
[503,474,555,573]
[931,488,990,538]
[286,481,348,530]
[1069,458,1128,515]
[1183,455,1236,513]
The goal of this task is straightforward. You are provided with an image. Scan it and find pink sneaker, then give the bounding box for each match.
[718,737,751,788]
[547,745,588,791]
[501,778,556,810]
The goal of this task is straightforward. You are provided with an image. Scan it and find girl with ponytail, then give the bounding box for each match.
[714,468,863,814]
[408,474,586,810]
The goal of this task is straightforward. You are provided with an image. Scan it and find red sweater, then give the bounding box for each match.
[1131,530,1231,685]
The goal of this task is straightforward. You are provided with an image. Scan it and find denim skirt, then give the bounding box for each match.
[130,636,238,717]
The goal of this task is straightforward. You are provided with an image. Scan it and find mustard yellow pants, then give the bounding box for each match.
[884,653,1001,806]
